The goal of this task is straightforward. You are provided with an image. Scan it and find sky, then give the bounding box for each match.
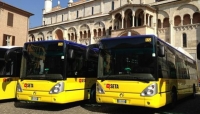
[3,0,78,28]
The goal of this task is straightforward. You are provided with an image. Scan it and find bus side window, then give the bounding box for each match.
[0,66,5,75]
[169,68,176,79]
[158,65,163,78]
[87,60,97,78]
[3,62,13,76]
[66,46,86,76]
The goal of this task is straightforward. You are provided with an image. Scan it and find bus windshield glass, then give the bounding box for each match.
[98,37,156,81]
[21,42,65,80]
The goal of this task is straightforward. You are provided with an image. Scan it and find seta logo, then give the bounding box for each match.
[106,84,119,89]
[24,83,33,88]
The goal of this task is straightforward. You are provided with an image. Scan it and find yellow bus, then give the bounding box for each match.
[16,40,98,104]
[0,46,22,100]
[87,35,198,108]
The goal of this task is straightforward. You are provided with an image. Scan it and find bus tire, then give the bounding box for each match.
[14,101,22,108]
[170,88,177,109]
[191,85,196,99]
[89,87,96,104]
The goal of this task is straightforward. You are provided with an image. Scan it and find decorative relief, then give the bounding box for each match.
[127,0,133,4]
[68,27,76,32]
[80,24,90,31]
[158,28,170,34]
[87,20,94,23]
[174,24,200,31]
[79,38,90,43]
[69,40,77,43]
[93,36,103,42]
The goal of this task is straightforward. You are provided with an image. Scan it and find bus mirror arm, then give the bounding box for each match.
[85,44,99,61]
[68,49,74,59]
[4,48,19,63]
[158,45,165,57]
[197,43,200,60]
[22,49,32,62]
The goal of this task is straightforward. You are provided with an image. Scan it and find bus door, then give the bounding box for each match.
[0,51,21,100]
[0,61,18,99]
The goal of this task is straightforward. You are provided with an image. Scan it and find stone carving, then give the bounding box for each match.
[127,0,133,4]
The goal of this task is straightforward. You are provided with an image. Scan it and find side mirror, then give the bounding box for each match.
[68,49,74,59]
[86,44,99,60]
[158,45,165,57]
[22,49,31,61]
[4,47,22,62]
[4,51,13,62]
[197,43,200,60]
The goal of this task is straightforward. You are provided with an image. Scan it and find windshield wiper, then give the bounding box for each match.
[134,78,150,83]
[99,75,151,83]
[20,74,62,81]
[100,73,112,82]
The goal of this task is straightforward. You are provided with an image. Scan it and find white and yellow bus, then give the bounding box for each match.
[0,46,22,100]
[87,35,198,108]
[16,40,98,104]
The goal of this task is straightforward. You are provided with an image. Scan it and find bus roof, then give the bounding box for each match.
[25,40,87,48]
[0,46,22,49]
[157,38,195,61]
[100,35,155,41]
[100,35,195,61]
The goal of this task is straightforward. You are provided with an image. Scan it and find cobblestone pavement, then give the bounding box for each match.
[1,93,200,114]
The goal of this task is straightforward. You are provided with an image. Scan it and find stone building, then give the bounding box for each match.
[29,0,200,60]
[0,1,33,46]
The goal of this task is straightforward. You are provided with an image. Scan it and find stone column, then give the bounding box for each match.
[112,15,115,30]
[76,34,80,43]
[132,14,135,27]
[67,33,70,41]
[122,16,124,29]
[86,31,88,39]
[68,10,71,21]
[90,33,95,44]
[181,19,183,26]
[144,12,146,26]
[170,20,175,46]
[100,0,104,13]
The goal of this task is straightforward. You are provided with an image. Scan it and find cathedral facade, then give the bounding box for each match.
[28,0,200,60]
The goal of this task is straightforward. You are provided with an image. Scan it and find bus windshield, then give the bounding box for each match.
[98,37,157,81]
[21,42,65,80]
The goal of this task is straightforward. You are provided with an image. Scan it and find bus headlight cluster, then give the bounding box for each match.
[16,82,23,92]
[140,83,157,97]
[49,82,64,94]
[96,82,105,94]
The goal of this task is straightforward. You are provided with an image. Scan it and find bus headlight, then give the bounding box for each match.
[49,82,64,94]
[140,83,157,97]
[96,82,105,94]
[17,82,23,92]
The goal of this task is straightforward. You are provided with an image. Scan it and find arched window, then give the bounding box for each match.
[183,33,187,47]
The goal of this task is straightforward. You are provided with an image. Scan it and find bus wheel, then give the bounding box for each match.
[191,85,196,99]
[170,89,177,109]
[14,101,23,108]
[89,87,96,104]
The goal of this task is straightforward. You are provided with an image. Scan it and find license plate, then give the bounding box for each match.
[31,96,38,101]
[117,99,126,104]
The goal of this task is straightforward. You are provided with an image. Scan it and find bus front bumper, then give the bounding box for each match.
[96,93,166,108]
[16,90,84,104]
